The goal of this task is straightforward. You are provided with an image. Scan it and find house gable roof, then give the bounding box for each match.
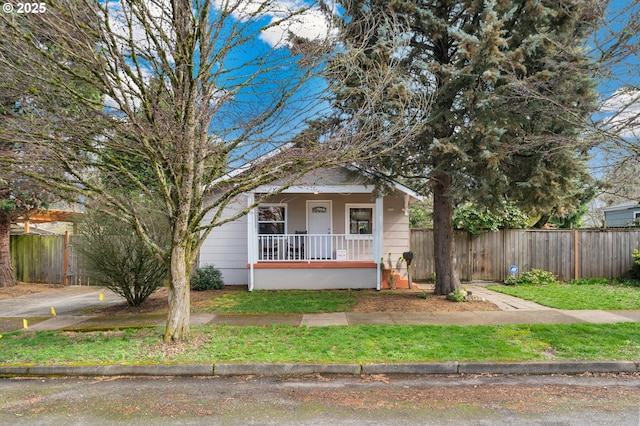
[253,164,424,201]
[602,201,640,213]
[214,143,423,201]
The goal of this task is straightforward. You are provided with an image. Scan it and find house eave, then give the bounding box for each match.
[346,164,424,202]
[253,184,375,194]
[602,202,640,213]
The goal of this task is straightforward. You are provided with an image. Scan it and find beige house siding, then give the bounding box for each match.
[382,194,411,275]
[199,194,249,285]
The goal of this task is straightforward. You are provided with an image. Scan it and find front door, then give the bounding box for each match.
[307,201,332,259]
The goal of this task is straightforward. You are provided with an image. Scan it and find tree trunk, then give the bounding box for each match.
[432,172,461,295]
[164,243,191,341]
[0,212,17,287]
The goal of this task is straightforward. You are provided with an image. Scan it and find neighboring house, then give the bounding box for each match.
[14,209,80,235]
[603,202,640,228]
[198,165,423,290]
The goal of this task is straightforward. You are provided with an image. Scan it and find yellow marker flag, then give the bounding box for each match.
[23,319,28,329]
[99,293,105,301]
[51,307,56,316]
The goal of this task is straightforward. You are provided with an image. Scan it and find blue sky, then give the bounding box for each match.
[226,0,639,159]
[103,0,637,169]
[102,0,335,162]
[593,0,639,138]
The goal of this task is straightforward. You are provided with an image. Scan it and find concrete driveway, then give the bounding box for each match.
[0,286,124,317]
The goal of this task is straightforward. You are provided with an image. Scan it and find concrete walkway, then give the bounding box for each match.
[2,284,639,332]
[300,284,640,327]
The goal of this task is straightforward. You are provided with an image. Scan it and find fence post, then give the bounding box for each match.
[467,232,473,282]
[573,229,579,280]
[63,231,70,286]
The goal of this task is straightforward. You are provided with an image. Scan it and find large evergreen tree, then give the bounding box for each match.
[335,0,601,294]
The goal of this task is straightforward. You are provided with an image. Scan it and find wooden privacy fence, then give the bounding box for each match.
[410,229,640,282]
[10,233,87,285]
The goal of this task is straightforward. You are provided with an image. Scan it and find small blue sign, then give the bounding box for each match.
[509,265,518,275]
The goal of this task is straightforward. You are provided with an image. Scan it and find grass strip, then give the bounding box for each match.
[1,323,639,365]
[487,284,640,310]
[201,290,358,314]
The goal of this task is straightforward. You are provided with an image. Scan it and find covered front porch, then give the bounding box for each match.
[256,233,374,262]
[246,184,385,290]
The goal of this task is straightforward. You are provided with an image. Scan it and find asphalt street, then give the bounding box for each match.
[1,374,639,425]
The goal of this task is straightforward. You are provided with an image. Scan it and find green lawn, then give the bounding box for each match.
[3,283,639,366]
[199,282,640,314]
[487,282,640,310]
[197,290,358,314]
[1,323,639,365]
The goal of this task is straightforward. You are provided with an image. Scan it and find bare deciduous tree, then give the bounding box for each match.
[589,0,640,207]
[0,0,426,340]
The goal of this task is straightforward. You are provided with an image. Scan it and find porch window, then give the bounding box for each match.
[346,204,374,235]
[258,205,286,234]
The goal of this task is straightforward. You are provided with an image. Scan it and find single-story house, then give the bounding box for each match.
[198,165,423,290]
[603,202,640,228]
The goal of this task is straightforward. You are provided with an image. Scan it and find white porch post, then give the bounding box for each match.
[247,192,256,291]
[374,195,384,290]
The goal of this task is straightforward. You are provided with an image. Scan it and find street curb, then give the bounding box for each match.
[1,364,214,377]
[1,361,638,377]
[363,362,458,375]
[457,360,639,375]
[214,363,361,376]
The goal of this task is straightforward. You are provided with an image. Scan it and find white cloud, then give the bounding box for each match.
[213,0,300,21]
[600,88,640,140]
[99,0,176,113]
[214,0,335,48]
[107,0,334,52]
[103,67,155,113]
[259,7,335,48]
[101,0,329,112]
[105,0,175,59]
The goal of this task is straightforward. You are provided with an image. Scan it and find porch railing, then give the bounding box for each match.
[257,234,373,262]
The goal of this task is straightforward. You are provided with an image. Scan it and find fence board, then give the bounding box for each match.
[410,229,640,282]
[10,235,64,284]
[13,229,640,285]
[472,231,503,281]
[10,234,87,284]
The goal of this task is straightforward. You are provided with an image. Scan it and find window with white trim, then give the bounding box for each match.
[346,203,375,235]
[257,205,286,234]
